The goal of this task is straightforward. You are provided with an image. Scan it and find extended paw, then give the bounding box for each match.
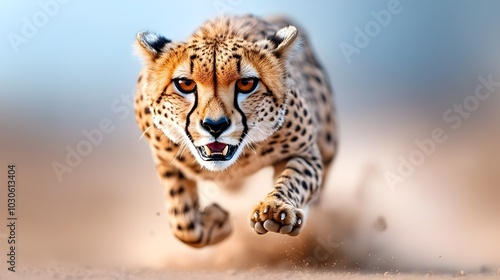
[249,197,304,236]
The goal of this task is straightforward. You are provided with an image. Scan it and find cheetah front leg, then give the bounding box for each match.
[249,145,323,236]
[157,164,232,247]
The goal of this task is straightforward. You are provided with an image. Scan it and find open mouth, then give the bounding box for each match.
[196,142,237,161]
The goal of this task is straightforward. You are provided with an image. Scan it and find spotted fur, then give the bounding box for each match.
[134,15,337,247]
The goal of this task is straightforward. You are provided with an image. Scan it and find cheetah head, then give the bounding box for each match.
[135,21,298,171]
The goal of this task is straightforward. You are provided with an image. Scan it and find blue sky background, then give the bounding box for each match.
[2,0,500,130]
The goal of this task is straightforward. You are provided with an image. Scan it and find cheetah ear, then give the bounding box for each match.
[135,31,172,62]
[259,26,299,57]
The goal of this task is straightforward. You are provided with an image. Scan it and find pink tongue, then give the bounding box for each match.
[206,142,226,153]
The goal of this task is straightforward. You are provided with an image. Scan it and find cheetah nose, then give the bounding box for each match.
[201,117,230,138]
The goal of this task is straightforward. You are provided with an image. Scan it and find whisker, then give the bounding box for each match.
[241,137,258,155]
[139,125,153,140]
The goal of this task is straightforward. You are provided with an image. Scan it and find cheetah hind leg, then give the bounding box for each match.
[172,202,232,248]
[198,203,232,247]
[159,166,232,248]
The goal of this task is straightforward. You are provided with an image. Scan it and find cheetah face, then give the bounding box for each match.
[136,25,298,171]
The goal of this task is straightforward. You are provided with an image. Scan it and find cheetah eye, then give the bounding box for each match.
[174,78,197,94]
[236,78,259,94]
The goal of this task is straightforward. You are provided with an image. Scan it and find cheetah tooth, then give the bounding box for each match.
[204,146,211,156]
[222,145,229,156]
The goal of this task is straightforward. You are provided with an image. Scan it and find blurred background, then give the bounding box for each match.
[1,0,500,275]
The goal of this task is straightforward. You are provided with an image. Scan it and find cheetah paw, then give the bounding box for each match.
[175,203,232,248]
[199,203,232,245]
[249,198,304,236]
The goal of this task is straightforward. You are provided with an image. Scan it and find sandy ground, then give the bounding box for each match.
[2,267,500,280]
[1,126,500,278]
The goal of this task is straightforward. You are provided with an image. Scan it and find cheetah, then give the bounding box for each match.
[134,15,337,248]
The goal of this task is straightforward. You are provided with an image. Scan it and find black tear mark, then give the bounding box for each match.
[234,82,248,145]
[185,90,198,145]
